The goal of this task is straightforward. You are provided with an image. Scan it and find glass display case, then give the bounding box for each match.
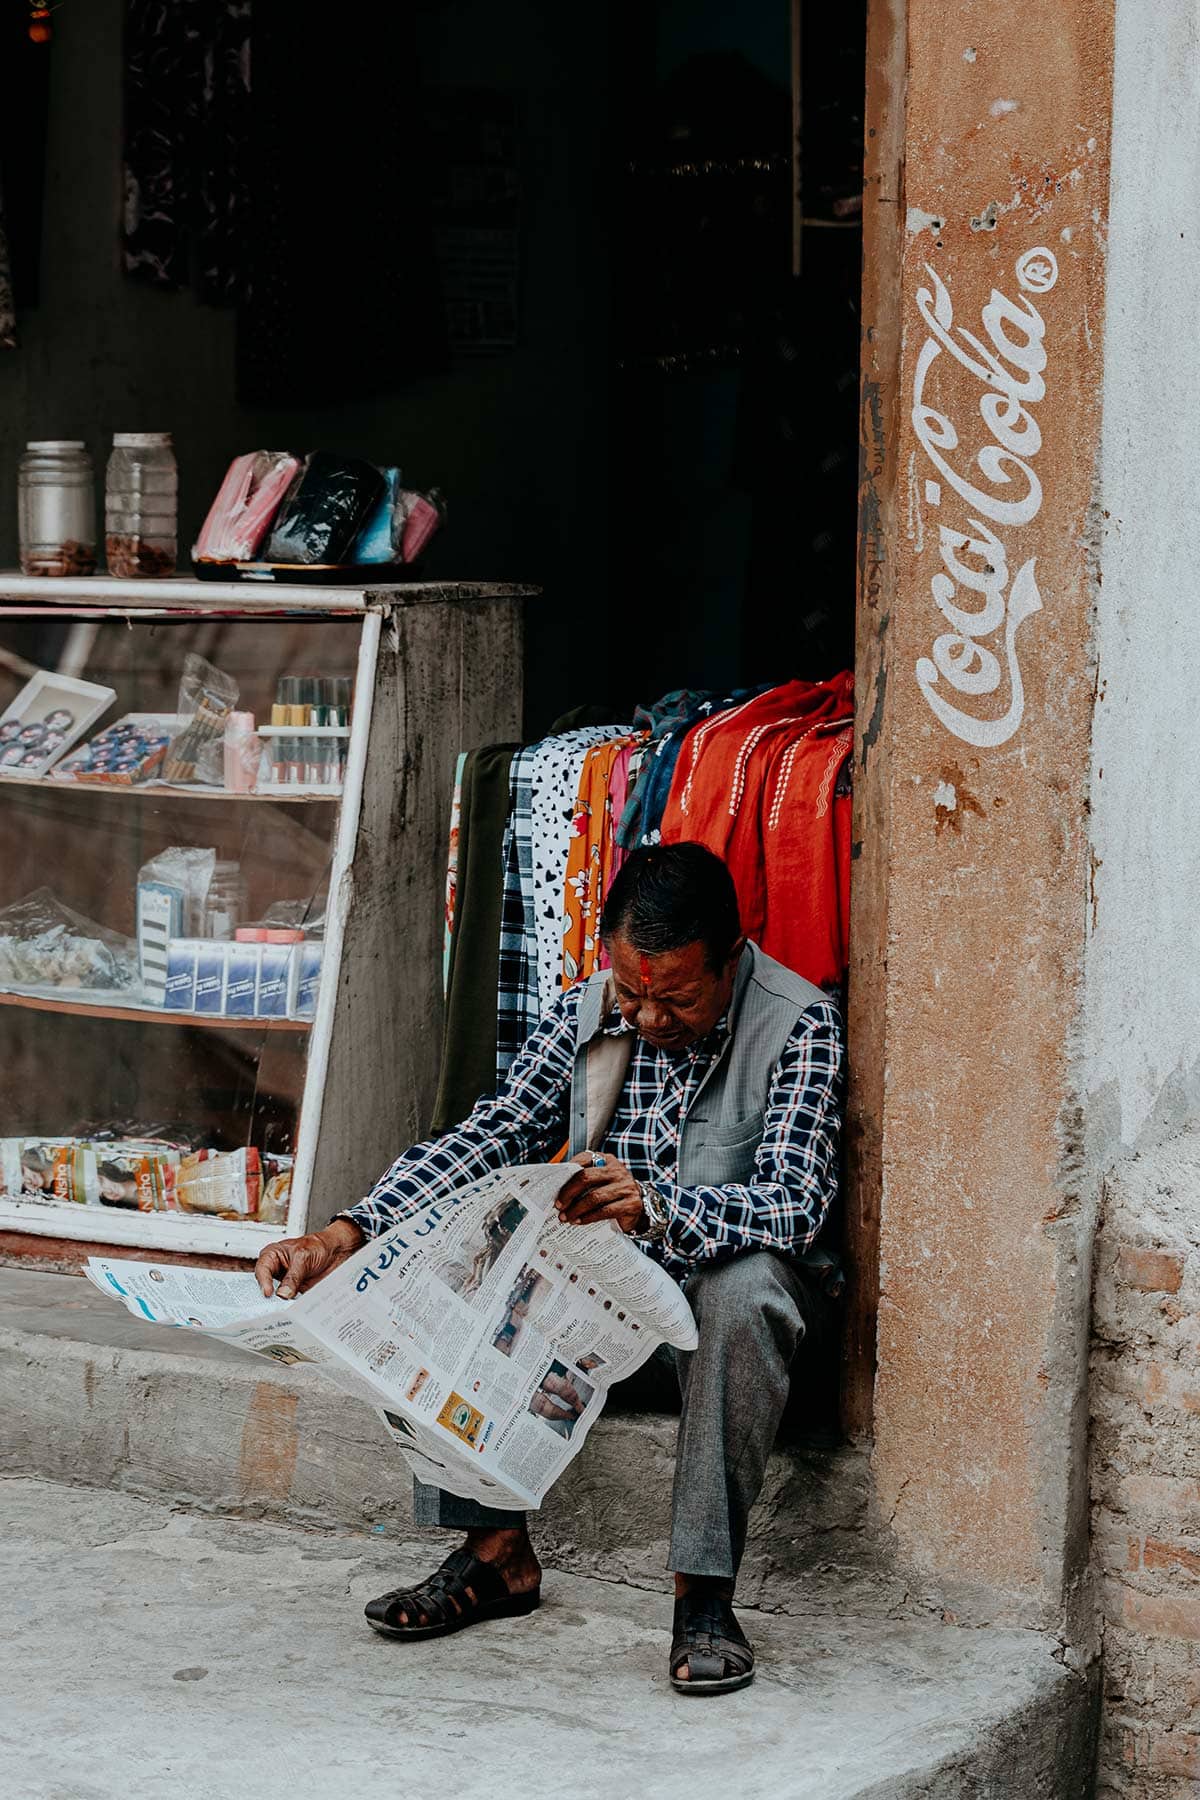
[0,576,526,1260]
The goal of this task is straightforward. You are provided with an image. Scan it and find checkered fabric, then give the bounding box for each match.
[494,746,538,1079]
[347,982,844,1279]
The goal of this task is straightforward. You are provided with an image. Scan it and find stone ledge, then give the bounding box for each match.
[2,1475,1099,1800]
[0,1264,901,1615]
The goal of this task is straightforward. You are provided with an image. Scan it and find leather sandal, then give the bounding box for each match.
[670,1589,755,1695]
[365,1547,541,1641]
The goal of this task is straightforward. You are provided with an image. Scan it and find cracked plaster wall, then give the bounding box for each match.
[1085,0,1200,1161]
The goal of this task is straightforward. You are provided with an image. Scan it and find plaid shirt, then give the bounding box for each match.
[347,981,845,1278]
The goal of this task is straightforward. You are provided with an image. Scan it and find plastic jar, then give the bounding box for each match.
[105,432,178,578]
[200,861,248,939]
[17,440,97,577]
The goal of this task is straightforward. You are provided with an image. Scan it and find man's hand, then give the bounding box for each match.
[254,1216,365,1300]
[555,1153,646,1235]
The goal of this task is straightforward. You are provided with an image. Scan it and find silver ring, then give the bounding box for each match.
[592,1151,606,1168]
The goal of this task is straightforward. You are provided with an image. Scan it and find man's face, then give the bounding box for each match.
[607,932,744,1052]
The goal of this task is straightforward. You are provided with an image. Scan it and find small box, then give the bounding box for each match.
[194,942,228,1015]
[224,943,260,1018]
[137,880,183,1001]
[163,940,198,1013]
[294,941,323,1019]
[257,943,295,1018]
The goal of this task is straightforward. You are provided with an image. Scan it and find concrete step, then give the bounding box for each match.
[2,1474,1096,1800]
[0,1265,901,1615]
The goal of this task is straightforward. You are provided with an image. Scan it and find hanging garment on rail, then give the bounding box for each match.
[432,743,518,1133]
[561,732,646,990]
[757,718,854,992]
[462,681,854,1098]
[442,751,467,993]
[617,685,771,850]
[495,743,539,1082]
[495,717,629,1081]
[606,741,643,889]
[659,672,854,992]
[529,725,628,1017]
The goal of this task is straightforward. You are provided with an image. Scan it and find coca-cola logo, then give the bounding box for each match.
[911,247,1058,747]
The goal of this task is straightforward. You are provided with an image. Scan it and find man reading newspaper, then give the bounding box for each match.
[256,844,845,1697]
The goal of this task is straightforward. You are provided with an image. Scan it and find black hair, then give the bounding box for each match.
[600,842,741,970]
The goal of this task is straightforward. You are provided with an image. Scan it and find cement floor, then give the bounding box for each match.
[2,1476,1073,1800]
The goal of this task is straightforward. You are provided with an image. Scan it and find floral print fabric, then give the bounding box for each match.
[529,726,627,1016]
[561,734,645,991]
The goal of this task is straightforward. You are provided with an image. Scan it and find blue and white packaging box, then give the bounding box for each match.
[163,940,198,1013]
[293,942,323,1020]
[224,943,260,1018]
[193,942,228,1015]
[256,944,296,1018]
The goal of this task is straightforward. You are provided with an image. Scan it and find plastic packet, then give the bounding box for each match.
[259,898,326,937]
[352,467,404,564]
[193,451,302,563]
[163,655,239,785]
[265,452,386,565]
[175,1145,261,1217]
[258,1158,293,1226]
[393,486,445,563]
[0,888,139,993]
[54,713,177,785]
[1,1138,99,1204]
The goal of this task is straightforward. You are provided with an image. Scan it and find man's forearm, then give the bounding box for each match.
[650,1176,831,1266]
[325,1215,366,1253]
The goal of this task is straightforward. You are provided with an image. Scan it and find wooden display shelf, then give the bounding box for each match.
[0,773,341,803]
[0,990,309,1030]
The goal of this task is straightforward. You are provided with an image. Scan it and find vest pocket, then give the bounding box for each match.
[705,1112,762,1148]
[686,1123,761,1188]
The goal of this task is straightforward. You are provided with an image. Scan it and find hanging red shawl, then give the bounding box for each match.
[658,673,853,991]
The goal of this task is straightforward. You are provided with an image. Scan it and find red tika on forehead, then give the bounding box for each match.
[639,951,652,993]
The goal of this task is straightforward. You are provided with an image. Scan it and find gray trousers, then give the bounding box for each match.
[412,1251,832,1581]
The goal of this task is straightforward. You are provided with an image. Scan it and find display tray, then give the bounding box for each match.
[193,560,424,585]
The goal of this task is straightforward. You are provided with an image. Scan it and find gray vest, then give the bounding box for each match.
[567,941,829,1191]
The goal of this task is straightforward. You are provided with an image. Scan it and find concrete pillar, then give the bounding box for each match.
[851,0,1115,1626]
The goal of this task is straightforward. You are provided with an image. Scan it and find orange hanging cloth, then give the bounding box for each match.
[658,674,853,991]
[758,718,854,988]
[561,734,644,990]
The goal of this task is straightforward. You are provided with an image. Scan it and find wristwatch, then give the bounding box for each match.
[637,1180,670,1243]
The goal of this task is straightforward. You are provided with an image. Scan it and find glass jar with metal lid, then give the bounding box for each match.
[17,440,97,577]
[105,432,178,578]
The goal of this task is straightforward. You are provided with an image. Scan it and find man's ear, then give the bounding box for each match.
[727,936,748,969]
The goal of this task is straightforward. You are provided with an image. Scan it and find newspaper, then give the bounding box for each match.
[85,1163,698,1509]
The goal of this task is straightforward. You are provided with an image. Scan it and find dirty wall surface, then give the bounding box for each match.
[1087,7,1200,1788]
[860,0,1115,1626]
[1085,0,1200,1159]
